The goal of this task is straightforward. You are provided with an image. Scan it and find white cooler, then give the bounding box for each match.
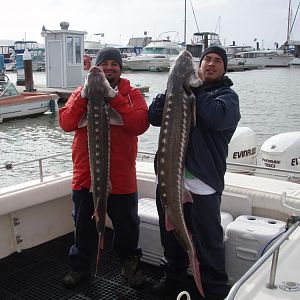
[225,215,286,284]
[138,198,233,266]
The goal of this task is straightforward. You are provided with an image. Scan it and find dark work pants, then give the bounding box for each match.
[156,186,229,299]
[69,189,142,272]
[69,189,98,273]
[106,192,142,263]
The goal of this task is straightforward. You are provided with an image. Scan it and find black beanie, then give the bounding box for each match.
[199,45,227,72]
[95,47,123,68]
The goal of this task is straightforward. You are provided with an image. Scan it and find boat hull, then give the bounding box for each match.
[0,93,58,122]
[125,56,173,71]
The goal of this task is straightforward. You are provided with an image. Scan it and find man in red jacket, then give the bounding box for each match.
[59,47,149,288]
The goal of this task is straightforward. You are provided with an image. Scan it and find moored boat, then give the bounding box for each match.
[125,39,182,71]
[0,75,59,123]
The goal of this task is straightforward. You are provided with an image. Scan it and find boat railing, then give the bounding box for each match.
[227,161,300,183]
[226,216,300,300]
[0,151,156,185]
[1,151,300,187]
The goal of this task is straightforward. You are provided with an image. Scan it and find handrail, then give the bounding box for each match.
[1,151,71,183]
[0,151,300,182]
[227,161,300,181]
[1,151,156,184]
[226,217,300,300]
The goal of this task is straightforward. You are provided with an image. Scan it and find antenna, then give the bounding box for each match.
[287,0,292,41]
[189,0,200,33]
[290,0,300,39]
[214,16,221,36]
[184,0,187,46]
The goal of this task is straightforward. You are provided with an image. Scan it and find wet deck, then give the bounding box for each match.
[0,229,191,300]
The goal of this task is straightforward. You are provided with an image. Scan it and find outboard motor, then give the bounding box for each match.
[258,132,300,182]
[227,127,257,174]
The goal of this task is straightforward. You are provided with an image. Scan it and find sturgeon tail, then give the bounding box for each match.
[188,250,204,297]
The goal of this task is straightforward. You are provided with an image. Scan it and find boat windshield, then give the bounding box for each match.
[142,47,179,55]
[0,81,18,97]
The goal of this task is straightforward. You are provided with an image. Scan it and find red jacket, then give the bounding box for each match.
[59,78,149,194]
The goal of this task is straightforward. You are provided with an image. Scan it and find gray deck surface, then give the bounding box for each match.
[0,228,198,300]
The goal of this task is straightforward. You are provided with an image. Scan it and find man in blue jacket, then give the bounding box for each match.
[148,46,241,300]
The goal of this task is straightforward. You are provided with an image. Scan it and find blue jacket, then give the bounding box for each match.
[148,76,240,194]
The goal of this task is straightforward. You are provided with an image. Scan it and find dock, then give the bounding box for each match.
[16,84,150,101]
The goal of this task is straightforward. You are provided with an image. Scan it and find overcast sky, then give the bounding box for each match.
[1,0,299,49]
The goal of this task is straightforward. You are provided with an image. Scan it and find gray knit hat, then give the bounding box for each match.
[95,47,123,68]
[199,45,227,72]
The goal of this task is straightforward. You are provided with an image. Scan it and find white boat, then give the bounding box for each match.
[234,0,300,69]
[125,39,182,71]
[12,40,46,72]
[170,31,222,67]
[225,44,255,65]
[0,74,59,123]
[234,49,294,67]
[289,57,300,67]
[171,33,262,71]
[1,127,300,299]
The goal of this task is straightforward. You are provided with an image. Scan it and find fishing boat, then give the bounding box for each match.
[0,126,299,299]
[0,74,59,123]
[12,40,46,72]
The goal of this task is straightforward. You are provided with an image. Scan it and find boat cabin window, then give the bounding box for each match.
[14,41,39,54]
[142,47,180,56]
[170,49,180,55]
[0,82,18,97]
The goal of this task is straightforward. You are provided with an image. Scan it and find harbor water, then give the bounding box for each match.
[1,67,299,188]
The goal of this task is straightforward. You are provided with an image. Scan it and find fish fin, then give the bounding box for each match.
[108,106,124,125]
[192,96,196,127]
[188,249,204,298]
[94,234,102,277]
[182,188,193,204]
[92,210,100,224]
[100,236,105,250]
[108,180,112,193]
[165,211,174,231]
[78,113,88,128]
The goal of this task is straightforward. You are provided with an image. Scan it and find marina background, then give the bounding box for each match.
[1,67,300,188]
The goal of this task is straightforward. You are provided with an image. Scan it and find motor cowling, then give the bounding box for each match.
[227,127,257,173]
[258,132,300,173]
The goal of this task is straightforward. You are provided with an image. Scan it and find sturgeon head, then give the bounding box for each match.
[157,50,204,296]
[82,66,110,274]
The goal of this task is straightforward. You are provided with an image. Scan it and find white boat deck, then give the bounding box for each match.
[1,160,299,299]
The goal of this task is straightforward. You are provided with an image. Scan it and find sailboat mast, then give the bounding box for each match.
[287,0,292,41]
[184,0,187,46]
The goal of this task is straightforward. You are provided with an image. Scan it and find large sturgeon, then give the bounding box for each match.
[82,66,116,275]
[157,50,204,296]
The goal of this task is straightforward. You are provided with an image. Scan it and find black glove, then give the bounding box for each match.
[148,92,166,126]
[152,92,166,111]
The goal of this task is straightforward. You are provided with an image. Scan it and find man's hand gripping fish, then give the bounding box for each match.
[157,50,204,297]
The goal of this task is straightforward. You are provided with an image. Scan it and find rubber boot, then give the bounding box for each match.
[121,255,145,289]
